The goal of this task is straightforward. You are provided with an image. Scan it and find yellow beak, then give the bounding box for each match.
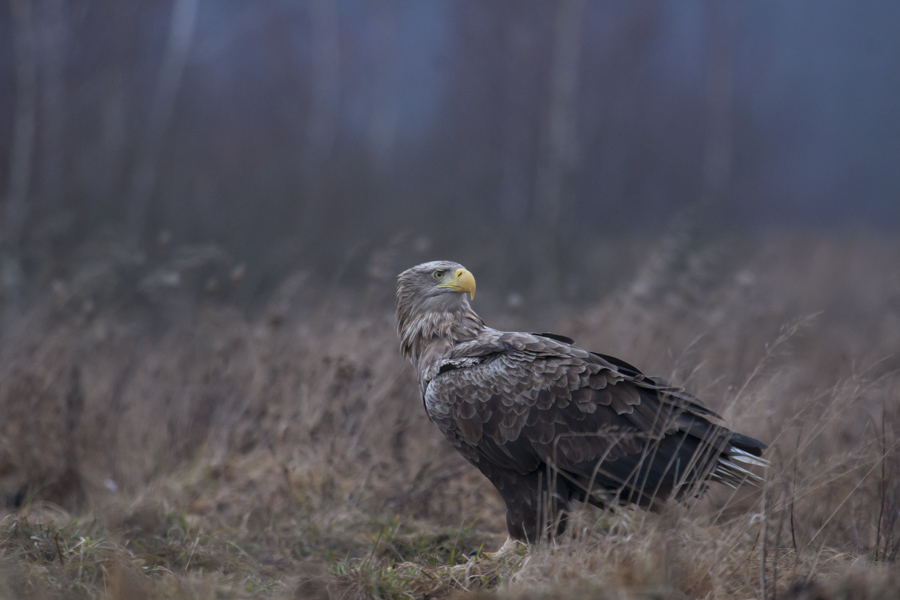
[437,268,476,300]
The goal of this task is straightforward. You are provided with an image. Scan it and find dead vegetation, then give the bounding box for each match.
[1,229,899,599]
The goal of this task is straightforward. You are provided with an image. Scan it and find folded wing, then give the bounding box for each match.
[425,331,766,510]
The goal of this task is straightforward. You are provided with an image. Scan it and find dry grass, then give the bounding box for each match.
[1,229,899,599]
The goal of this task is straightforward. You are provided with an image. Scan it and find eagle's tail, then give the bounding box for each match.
[711,433,770,488]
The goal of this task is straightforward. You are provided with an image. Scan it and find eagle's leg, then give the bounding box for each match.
[484,466,572,544]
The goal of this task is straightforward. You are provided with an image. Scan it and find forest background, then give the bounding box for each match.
[1,2,899,598]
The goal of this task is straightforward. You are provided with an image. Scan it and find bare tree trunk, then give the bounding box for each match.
[701,1,735,208]
[2,0,37,336]
[367,0,398,174]
[364,0,398,239]
[499,16,535,232]
[4,0,38,248]
[95,3,129,216]
[38,0,67,224]
[126,0,200,240]
[533,0,584,283]
[301,0,340,243]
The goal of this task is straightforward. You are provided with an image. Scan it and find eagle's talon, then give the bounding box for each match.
[468,536,526,560]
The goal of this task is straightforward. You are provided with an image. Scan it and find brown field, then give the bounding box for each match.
[1,229,899,599]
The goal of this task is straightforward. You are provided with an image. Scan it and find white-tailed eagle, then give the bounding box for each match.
[396,261,767,546]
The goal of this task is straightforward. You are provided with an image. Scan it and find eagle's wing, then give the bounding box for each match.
[425,331,756,508]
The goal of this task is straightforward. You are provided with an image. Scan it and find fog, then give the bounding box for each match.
[1,0,899,295]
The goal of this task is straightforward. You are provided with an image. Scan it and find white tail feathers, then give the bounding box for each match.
[712,446,769,488]
[728,447,770,468]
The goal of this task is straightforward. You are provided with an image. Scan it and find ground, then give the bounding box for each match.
[1,230,899,599]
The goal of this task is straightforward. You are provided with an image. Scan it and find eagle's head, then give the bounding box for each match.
[396,261,480,363]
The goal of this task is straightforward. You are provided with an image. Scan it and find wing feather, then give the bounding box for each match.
[425,330,744,508]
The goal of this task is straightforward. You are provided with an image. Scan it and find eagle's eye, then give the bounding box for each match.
[433,270,445,280]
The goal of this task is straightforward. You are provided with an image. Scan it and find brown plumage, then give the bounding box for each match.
[396,260,768,544]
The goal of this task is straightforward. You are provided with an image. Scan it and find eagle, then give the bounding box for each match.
[396,261,768,550]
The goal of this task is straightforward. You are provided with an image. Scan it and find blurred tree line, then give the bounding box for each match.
[1,0,898,305]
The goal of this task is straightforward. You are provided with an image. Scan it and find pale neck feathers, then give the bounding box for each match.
[396,296,484,366]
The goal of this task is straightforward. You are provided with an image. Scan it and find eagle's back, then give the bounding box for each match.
[424,329,764,509]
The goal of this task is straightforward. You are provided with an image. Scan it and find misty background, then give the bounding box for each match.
[1,0,899,312]
[3,6,900,587]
